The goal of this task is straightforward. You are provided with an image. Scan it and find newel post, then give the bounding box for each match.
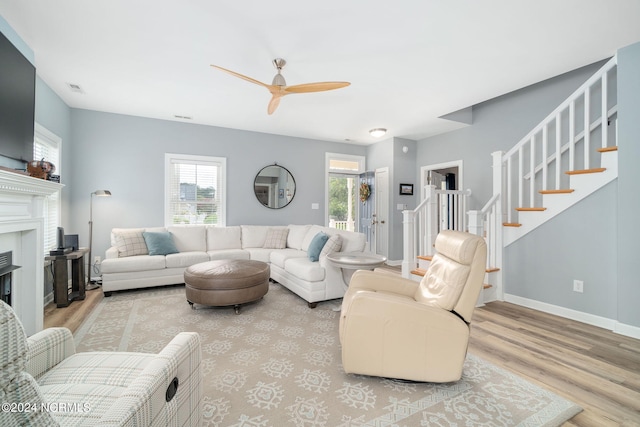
[468,210,483,236]
[425,185,438,255]
[402,209,415,278]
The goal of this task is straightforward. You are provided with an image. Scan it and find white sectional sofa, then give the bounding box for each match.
[101,224,367,307]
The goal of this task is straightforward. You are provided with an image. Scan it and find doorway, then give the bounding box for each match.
[328,174,357,232]
[420,160,464,232]
[374,167,389,258]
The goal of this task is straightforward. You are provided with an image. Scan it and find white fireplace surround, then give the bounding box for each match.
[0,169,63,336]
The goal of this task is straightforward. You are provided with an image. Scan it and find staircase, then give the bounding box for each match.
[403,56,618,305]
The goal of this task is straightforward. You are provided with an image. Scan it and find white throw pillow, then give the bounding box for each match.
[320,233,342,257]
[263,227,289,249]
[114,231,148,257]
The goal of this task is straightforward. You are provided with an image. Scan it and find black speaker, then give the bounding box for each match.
[57,227,65,249]
[64,234,79,251]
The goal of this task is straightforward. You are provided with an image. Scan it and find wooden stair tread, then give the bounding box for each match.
[515,207,547,212]
[413,267,500,275]
[410,268,426,277]
[503,223,522,227]
[416,255,432,261]
[539,189,575,194]
[483,284,492,289]
[565,167,606,175]
[597,146,618,152]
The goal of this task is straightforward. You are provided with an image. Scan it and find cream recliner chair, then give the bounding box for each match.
[0,300,202,426]
[339,230,487,383]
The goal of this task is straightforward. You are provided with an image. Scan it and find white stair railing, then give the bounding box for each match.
[402,185,470,278]
[502,57,617,224]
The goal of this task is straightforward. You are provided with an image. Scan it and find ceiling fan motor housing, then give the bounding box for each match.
[272,58,287,86]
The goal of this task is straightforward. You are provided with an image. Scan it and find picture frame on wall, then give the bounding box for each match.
[399,183,413,195]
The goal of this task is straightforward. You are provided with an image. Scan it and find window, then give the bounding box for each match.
[325,153,365,231]
[165,153,226,226]
[34,124,61,252]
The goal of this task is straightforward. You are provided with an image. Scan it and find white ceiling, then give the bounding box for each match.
[2,0,640,144]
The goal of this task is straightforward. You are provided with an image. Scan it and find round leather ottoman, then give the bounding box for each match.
[184,259,270,314]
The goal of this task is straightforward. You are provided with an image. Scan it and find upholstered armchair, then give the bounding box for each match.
[339,230,487,383]
[0,300,201,426]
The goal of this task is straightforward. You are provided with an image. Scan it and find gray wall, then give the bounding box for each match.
[414,59,629,324]
[66,109,366,261]
[617,42,640,328]
[415,60,607,211]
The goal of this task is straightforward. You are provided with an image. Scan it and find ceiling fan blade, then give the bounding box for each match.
[267,95,281,115]
[284,81,350,94]
[210,64,269,88]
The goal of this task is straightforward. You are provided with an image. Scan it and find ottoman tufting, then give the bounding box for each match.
[184,259,270,314]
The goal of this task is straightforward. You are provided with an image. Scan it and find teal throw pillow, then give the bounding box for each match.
[307,232,329,262]
[142,231,179,256]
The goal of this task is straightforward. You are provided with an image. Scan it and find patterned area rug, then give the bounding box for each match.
[75,283,581,426]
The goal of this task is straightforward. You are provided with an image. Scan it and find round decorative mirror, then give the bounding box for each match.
[254,164,296,209]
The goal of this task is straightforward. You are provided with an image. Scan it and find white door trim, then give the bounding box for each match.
[419,160,464,200]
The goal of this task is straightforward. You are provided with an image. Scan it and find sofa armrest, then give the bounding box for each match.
[96,332,202,427]
[26,327,75,380]
[105,246,119,259]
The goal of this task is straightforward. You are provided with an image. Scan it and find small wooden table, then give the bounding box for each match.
[46,248,88,308]
[326,251,388,285]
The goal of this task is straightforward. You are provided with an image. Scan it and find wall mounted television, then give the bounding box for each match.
[0,30,35,163]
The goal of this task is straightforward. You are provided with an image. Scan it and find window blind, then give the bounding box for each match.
[34,126,61,252]
[166,154,226,226]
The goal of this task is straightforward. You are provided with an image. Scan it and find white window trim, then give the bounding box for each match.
[325,152,365,227]
[34,123,62,253]
[164,153,227,227]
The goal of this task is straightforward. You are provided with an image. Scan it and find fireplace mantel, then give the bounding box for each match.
[0,168,63,335]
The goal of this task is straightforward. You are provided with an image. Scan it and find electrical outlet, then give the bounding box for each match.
[94,256,101,264]
[573,280,584,293]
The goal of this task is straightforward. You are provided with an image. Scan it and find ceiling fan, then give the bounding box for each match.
[211,58,350,115]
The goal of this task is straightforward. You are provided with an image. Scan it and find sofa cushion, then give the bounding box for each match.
[167,226,206,252]
[114,230,148,257]
[165,252,210,269]
[320,233,342,257]
[242,225,281,248]
[207,226,241,250]
[207,249,250,261]
[270,249,307,269]
[307,232,329,262]
[142,231,179,256]
[263,228,289,249]
[101,255,166,274]
[285,258,325,282]
[287,225,310,250]
[335,230,367,253]
[244,248,273,263]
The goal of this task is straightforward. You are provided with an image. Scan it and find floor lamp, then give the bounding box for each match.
[86,190,112,291]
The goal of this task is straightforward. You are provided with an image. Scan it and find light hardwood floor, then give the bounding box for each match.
[43,287,103,333]
[44,288,640,426]
[470,302,640,426]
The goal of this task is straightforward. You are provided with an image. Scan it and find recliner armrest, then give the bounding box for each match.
[96,332,202,426]
[348,270,418,297]
[26,327,75,380]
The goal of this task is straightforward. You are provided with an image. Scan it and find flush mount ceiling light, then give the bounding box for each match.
[369,128,387,138]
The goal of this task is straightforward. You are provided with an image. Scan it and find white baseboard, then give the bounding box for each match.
[386,259,402,267]
[44,292,53,307]
[503,294,640,339]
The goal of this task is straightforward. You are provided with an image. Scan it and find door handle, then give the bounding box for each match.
[380,220,385,224]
